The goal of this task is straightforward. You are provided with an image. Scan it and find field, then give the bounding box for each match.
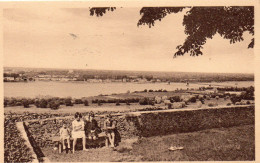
[42,124,254,161]
[4,97,233,115]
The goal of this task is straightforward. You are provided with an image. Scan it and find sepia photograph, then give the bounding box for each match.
[2,2,256,162]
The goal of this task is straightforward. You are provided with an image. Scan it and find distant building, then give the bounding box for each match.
[4,77,15,81]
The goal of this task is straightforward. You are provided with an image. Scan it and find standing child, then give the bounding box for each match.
[60,124,71,150]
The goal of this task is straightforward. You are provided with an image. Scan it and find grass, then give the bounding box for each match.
[42,124,254,161]
[130,124,255,161]
[4,95,234,115]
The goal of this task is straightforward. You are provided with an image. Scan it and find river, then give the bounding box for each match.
[4,81,254,98]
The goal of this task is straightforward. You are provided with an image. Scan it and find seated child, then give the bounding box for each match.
[104,114,121,149]
[60,124,71,150]
[85,111,100,141]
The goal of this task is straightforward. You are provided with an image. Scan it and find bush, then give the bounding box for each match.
[139,98,153,105]
[98,101,102,106]
[4,99,8,107]
[83,100,89,106]
[22,99,30,108]
[169,96,181,103]
[116,101,120,106]
[74,99,83,104]
[65,98,73,106]
[230,96,241,104]
[189,96,197,103]
[246,101,251,105]
[227,103,232,106]
[39,99,48,108]
[49,101,60,110]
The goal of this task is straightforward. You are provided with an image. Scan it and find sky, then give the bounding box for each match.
[3,7,254,73]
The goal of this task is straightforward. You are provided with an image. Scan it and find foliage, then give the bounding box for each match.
[39,99,48,108]
[139,98,154,105]
[90,7,254,57]
[49,101,60,110]
[65,98,73,106]
[90,7,116,17]
[169,95,181,103]
[83,99,89,106]
[74,99,83,104]
[230,95,242,104]
[4,120,35,162]
[22,99,30,108]
[188,96,197,103]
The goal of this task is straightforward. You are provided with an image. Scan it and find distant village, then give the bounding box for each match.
[3,68,254,83]
[3,69,163,83]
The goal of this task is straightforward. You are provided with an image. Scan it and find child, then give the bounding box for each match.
[60,124,71,150]
[104,114,121,149]
[85,111,100,141]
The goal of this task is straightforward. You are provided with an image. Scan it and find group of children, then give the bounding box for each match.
[59,111,120,153]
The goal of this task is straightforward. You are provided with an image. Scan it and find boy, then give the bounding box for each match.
[60,124,71,150]
[72,112,87,153]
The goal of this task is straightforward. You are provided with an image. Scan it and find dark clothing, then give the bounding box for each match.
[104,119,121,145]
[105,120,116,133]
[84,119,100,137]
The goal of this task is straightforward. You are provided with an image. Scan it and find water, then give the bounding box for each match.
[4,81,254,98]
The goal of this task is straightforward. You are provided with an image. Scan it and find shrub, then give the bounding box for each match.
[116,100,120,106]
[227,103,232,106]
[169,96,181,103]
[144,89,147,92]
[39,99,48,108]
[4,98,8,107]
[230,96,241,104]
[216,96,219,100]
[98,101,102,106]
[148,89,153,92]
[246,101,251,105]
[74,99,83,104]
[139,98,150,105]
[83,100,89,106]
[49,101,60,110]
[65,98,73,106]
[189,96,197,103]
[22,99,30,108]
